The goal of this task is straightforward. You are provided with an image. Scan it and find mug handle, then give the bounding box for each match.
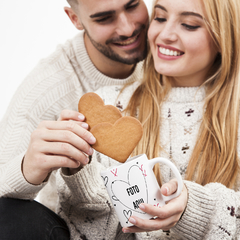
[146,157,184,202]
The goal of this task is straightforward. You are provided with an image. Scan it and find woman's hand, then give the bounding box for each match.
[23,110,96,185]
[122,179,188,233]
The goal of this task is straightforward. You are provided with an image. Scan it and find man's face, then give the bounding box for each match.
[77,0,149,65]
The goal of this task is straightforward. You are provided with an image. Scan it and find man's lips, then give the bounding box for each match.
[113,34,139,46]
[105,24,146,49]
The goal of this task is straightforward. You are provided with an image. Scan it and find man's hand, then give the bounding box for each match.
[23,110,96,185]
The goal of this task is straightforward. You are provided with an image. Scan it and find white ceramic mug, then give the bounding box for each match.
[100,154,183,227]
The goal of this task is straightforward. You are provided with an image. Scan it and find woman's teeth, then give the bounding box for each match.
[115,36,138,46]
[159,47,181,56]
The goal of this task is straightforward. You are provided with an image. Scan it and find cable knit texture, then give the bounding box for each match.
[0,31,240,239]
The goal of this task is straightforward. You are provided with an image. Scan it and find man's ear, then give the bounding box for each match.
[64,7,83,30]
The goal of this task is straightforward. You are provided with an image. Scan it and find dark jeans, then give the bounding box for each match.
[0,198,70,240]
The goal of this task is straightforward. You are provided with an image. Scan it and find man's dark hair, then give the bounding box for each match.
[67,0,79,8]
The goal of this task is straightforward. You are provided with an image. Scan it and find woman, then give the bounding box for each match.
[122,0,240,238]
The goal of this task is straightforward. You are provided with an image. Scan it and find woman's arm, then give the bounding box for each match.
[123,179,240,239]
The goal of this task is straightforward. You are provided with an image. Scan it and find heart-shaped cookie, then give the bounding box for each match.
[90,116,143,163]
[78,92,122,130]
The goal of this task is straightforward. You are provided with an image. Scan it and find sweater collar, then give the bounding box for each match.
[166,86,206,103]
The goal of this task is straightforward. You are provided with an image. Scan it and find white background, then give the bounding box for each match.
[0,0,153,120]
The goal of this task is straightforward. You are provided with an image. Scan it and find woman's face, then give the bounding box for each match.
[148,0,219,87]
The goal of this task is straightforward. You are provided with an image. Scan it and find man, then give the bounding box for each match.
[65,0,148,77]
[0,0,149,239]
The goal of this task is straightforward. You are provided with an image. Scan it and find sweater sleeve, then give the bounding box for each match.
[0,151,45,199]
[0,42,85,200]
[172,180,240,239]
[58,155,135,240]
[0,78,49,199]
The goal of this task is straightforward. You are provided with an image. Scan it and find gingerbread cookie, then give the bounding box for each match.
[91,116,143,163]
[78,92,122,130]
[78,92,143,162]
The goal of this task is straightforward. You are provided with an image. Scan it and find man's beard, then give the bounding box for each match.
[84,24,148,65]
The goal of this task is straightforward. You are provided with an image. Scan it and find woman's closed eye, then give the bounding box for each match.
[182,23,200,31]
[154,17,166,23]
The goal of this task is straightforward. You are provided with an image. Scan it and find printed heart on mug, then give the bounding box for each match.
[91,117,143,163]
[111,164,148,213]
[78,92,122,130]
[123,210,133,222]
[101,176,108,187]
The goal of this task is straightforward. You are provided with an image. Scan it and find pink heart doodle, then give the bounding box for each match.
[111,168,118,177]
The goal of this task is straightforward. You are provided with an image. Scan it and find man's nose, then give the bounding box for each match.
[115,13,135,37]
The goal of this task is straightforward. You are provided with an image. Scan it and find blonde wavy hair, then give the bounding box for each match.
[126,0,240,188]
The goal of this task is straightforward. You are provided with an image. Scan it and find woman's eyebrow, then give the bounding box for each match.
[154,4,167,12]
[181,11,203,19]
[154,4,203,19]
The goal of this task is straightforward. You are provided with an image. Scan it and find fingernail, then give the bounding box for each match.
[84,157,89,165]
[129,217,136,224]
[123,228,130,233]
[78,114,85,121]
[165,187,170,195]
[88,148,93,155]
[139,204,145,210]
[81,122,88,129]
[89,136,96,144]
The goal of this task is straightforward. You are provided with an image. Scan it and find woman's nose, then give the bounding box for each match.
[159,22,178,43]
